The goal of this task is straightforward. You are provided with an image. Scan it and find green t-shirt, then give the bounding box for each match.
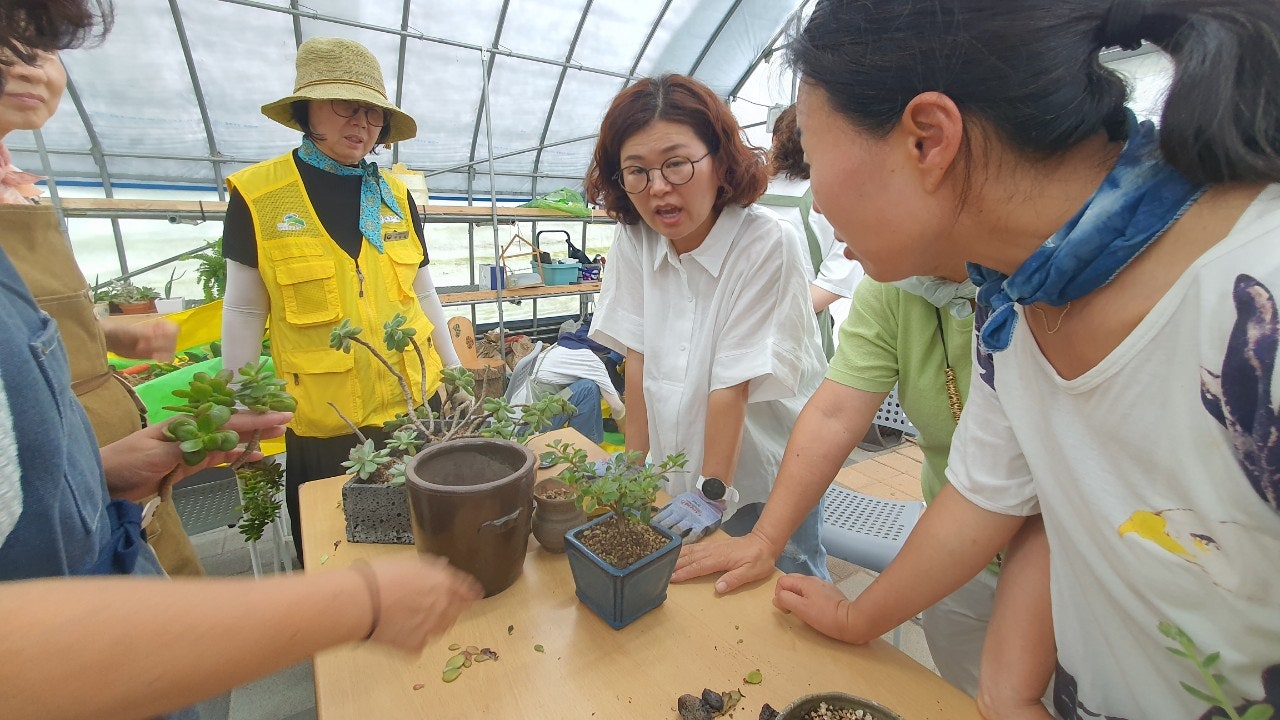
[826,279,973,504]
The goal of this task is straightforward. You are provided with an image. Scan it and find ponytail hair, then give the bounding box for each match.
[789,0,1280,185]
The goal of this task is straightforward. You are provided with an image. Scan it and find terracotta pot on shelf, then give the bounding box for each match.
[112,299,157,315]
[531,478,586,553]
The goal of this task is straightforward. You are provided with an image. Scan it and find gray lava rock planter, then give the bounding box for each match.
[342,477,413,545]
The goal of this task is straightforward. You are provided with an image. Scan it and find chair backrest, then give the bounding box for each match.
[505,341,544,402]
[447,316,481,365]
[820,484,925,573]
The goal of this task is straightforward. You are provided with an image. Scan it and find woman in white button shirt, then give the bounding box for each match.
[585,74,830,578]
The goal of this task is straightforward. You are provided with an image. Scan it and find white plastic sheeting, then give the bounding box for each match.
[6,0,806,200]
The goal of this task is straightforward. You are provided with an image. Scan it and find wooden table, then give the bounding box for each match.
[300,428,980,719]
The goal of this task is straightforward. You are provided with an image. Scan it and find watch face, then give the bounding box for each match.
[701,477,726,501]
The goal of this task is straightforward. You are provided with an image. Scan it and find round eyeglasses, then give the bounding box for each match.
[614,152,711,194]
[330,99,388,128]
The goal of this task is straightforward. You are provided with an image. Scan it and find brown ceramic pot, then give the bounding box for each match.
[531,478,586,553]
[406,438,536,597]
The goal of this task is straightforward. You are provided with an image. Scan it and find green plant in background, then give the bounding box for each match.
[330,314,576,485]
[236,460,285,542]
[186,237,227,302]
[96,279,160,304]
[163,266,187,299]
[1159,621,1275,720]
[545,442,687,525]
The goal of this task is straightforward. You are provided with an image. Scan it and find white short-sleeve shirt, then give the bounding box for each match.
[947,185,1280,719]
[591,204,827,508]
[759,177,864,298]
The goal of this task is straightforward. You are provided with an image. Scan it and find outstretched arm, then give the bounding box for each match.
[774,485,1025,644]
[673,379,884,591]
[978,515,1055,720]
[0,556,481,720]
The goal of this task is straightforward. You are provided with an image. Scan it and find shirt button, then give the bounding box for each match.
[679,344,687,351]
[687,296,694,303]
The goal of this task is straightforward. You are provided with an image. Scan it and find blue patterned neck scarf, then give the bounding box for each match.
[296,136,402,254]
[968,110,1206,352]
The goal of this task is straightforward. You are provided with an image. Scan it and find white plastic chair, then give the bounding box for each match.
[820,483,925,646]
[171,466,292,576]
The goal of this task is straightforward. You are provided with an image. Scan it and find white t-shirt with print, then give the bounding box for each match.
[947,185,1280,719]
[591,204,827,510]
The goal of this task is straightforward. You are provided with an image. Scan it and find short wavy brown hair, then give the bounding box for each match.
[584,74,767,225]
[767,105,809,181]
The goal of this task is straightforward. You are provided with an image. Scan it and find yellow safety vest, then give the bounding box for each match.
[227,153,442,438]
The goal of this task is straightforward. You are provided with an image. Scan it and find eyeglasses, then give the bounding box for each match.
[330,100,388,128]
[614,152,711,194]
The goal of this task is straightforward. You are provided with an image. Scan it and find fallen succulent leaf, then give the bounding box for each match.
[448,643,461,651]
[534,644,545,653]
[466,645,479,655]
[474,653,489,663]
[744,669,762,684]
[444,653,466,671]
[412,683,424,691]
[319,554,329,565]
[442,667,461,683]
[507,624,514,635]
[462,656,472,668]
[723,689,743,712]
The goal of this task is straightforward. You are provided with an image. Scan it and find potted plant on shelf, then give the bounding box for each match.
[97,279,161,315]
[327,314,574,597]
[544,441,688,629]
[154,266,187,314]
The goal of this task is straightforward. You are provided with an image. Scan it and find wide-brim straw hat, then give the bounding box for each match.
[261,37,417,144]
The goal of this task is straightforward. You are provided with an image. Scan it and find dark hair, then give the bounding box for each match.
[291,100,392,148]
[0,0,112,89]
[767,105,808,181]
[789,0,1280,185]
[584,74,767,225]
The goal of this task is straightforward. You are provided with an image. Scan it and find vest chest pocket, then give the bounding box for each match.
[274,258,340,326]
[383,236,421,302]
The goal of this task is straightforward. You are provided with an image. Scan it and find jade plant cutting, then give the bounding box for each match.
[159,359,296,539]
[328,314,576,485]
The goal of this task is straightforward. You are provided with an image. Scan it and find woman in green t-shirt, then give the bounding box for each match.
[674,271,1053,715]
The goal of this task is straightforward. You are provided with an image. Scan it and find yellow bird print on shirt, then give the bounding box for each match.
[1119,508,1277,602]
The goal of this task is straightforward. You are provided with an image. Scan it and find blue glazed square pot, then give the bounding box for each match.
[563,513,681,629]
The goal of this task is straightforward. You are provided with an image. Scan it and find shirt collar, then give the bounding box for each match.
[651,205,746,278]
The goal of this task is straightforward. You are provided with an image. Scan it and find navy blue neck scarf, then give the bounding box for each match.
[968,111,1206,352]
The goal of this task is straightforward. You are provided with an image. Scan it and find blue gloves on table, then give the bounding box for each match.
[654,491,726,544]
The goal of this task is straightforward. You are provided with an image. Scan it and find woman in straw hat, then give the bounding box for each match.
[221,37,460,561]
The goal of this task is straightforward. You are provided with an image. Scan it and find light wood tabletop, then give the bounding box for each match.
[300,428,980,719]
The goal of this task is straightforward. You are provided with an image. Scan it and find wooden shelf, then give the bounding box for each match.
[51,197,611,222]
[438,282,599,307]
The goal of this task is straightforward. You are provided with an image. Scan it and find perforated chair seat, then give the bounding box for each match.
[821,483,924,574]
[171,467,242,536]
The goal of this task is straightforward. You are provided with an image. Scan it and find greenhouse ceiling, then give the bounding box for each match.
[5,0,809,202]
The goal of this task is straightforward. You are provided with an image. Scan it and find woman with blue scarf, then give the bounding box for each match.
[221,38,460,562]
[763,2,1280,719]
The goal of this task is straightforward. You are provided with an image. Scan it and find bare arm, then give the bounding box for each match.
[624,349,649,455]
[775,484,1026,644]
[700,382,748,484]
[810,284,844,314]
[0,556,481,720]
[673,380,886,591]
[220,259,269,376]
[978,516,1055,720]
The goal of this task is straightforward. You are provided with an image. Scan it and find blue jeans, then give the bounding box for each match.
[541,379,604,444]
[720,498,830,579]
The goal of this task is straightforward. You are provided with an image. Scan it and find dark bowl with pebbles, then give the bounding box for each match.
[776,693,902,720]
